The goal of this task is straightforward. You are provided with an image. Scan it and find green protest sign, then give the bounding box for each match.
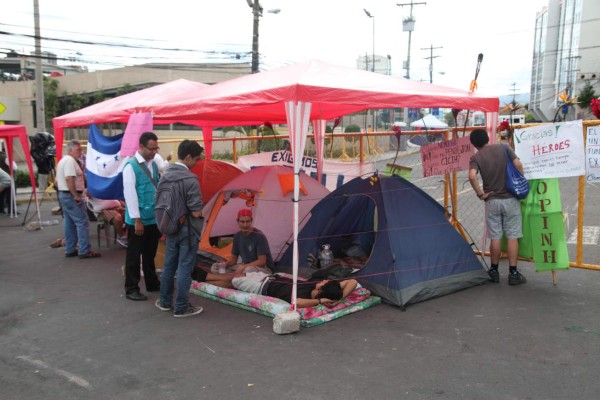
[520,179,569,271]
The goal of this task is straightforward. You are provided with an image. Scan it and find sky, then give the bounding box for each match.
[2,0,548,101]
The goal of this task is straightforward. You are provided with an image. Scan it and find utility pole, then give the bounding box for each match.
[363,9,375,72]
[249,0,262,73]
[397,1,426,79]
[509,82,520,106]
[33,0,46,131]
[421,44,442,84]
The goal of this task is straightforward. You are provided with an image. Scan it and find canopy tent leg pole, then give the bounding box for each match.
[285,100,311,315]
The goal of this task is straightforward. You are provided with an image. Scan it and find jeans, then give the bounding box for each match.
[124,223,161,294]
[58,192,90,255]
[160,224,199,312]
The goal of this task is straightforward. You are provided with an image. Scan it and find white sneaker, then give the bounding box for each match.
[116,236,128,248]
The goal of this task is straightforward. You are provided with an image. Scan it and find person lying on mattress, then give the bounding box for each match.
[201,208,274,288]
[231,272,359,308]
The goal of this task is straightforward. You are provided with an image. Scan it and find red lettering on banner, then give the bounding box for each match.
[541,233,553,246]
[531,141,572,156]
[539,198,551,212]
[541,215,549,230]
[536,181,548,195]
[543,250,557,264]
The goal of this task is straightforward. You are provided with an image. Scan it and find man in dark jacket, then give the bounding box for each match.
[468,129,526,285]
[155,140,205,318]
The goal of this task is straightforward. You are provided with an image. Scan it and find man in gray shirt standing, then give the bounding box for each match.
[155,140,205,318]
[468,129,526,285]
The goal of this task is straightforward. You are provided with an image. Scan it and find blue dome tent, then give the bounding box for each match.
[278,174,489,307]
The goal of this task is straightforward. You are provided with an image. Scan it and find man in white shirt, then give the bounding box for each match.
[0,151,18,215]
[55,140,100,259]
[0,168,10,194]
[122,132,162,301]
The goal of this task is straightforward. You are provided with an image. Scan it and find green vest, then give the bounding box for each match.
[124,158,159,226]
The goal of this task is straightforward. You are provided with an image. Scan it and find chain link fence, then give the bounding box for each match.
[70,124,600,270]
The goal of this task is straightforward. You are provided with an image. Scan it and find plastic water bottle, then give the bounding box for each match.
[41,219,60,226]
[319,244,334,268]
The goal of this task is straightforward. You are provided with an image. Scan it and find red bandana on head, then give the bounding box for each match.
[237,208,253,219]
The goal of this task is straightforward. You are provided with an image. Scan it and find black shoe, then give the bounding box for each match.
[488,269,500,283]
[147,285,160,293]
[508,271,527,286]
[155,299,172,312]
[126,291,148,301]
[65,251,78,258]
[78,251,101,259]
[173,303,203,318]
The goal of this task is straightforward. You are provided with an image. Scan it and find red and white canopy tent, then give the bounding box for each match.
[53,78,268,160]
[53,60,500,309]
[0,125,41,223]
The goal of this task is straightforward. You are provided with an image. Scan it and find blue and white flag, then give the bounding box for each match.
[86,124,127,200]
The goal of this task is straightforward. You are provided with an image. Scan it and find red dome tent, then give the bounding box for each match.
[189,160,244,203]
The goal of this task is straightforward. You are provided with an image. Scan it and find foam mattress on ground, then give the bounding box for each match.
[190,281,381,327]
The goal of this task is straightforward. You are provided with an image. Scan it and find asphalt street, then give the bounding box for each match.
[1,197,599,400]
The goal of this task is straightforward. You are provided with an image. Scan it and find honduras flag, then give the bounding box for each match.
[86,124,127,200]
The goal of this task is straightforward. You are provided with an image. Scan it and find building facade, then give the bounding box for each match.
[530,0,600,122]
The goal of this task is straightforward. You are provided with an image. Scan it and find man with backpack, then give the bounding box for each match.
[155,140,205,318]
[468,129,526,286]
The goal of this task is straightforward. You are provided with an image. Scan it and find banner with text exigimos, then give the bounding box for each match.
[518,179,569,271]
[512,122,580,272]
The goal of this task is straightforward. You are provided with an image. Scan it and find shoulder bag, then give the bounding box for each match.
[502,144,529,200]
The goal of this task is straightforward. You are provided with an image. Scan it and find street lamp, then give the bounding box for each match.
[363,9,375,72]
[248,0,280,73]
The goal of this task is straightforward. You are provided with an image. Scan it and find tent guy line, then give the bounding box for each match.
[294,221,454,243]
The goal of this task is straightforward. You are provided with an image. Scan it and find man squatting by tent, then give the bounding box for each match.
[199,208,274,288]
[192,208,359,308]
[155,140,205,318]
[468,129,527,285]
[194,208,274,288]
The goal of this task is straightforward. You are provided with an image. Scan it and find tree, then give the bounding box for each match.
[65,92,88,113]
[93,90,106,104]
[43,77,60,130]
[344,124,361,133]
[578,82,597,109]
[444,112,455,126]
[525,113,535,123]
[116,83,136,97]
